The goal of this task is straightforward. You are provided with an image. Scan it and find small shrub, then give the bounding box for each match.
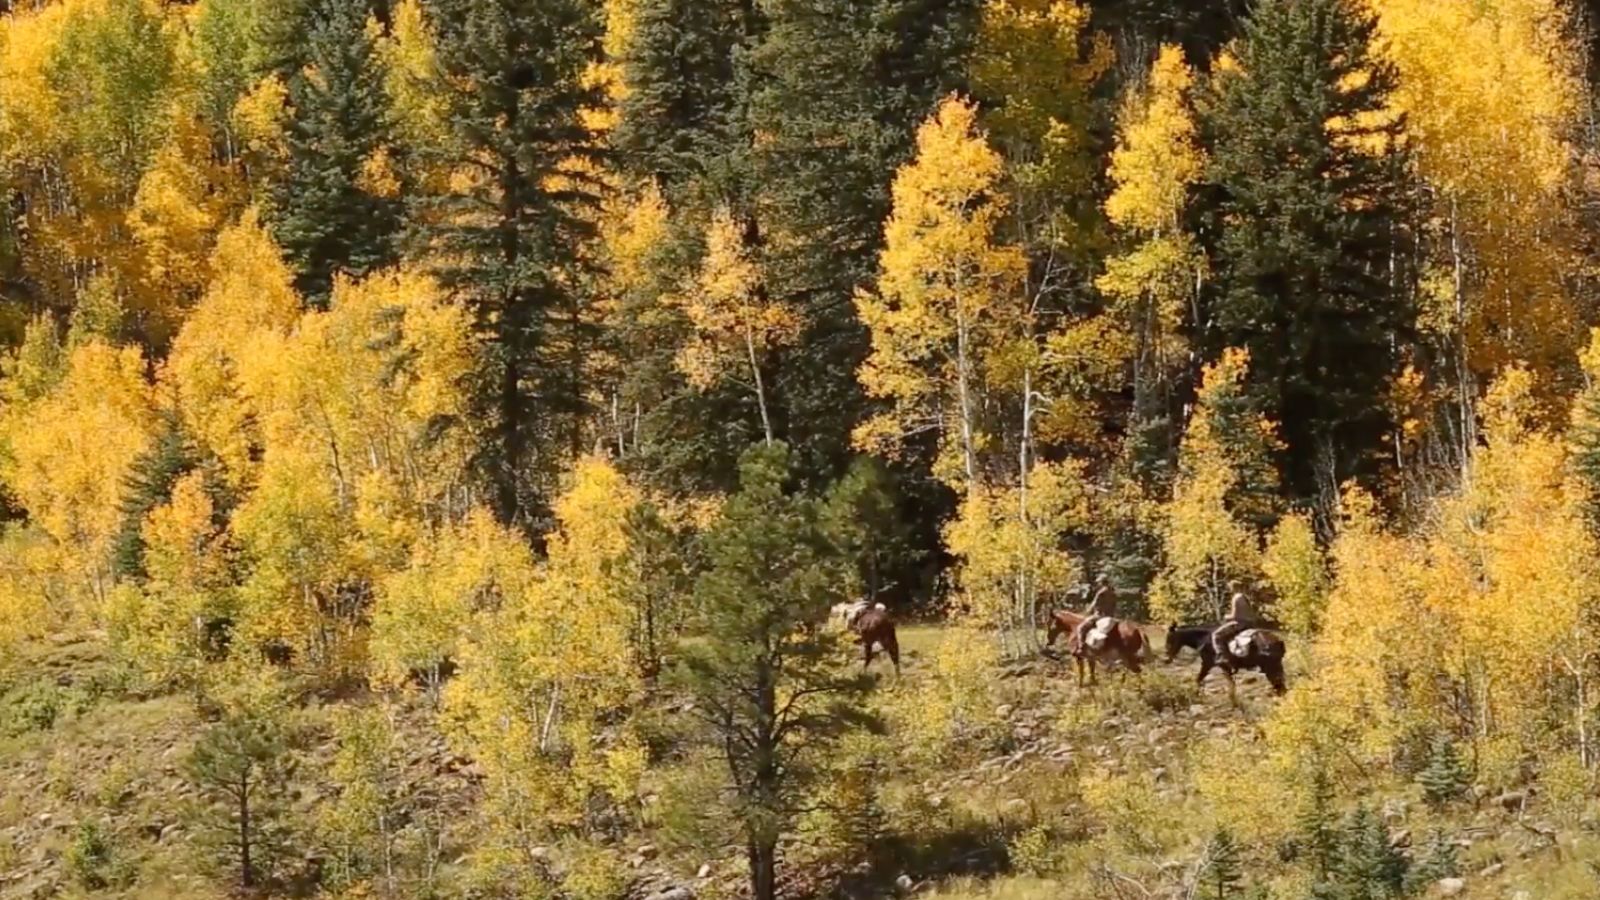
[1,681,91,735]
[66,820,130,890]
[1134,671,1196,714]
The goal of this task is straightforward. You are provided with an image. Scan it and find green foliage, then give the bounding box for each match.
[1418,736,1470,810]
[65,819,135,890]
[1199,827,1244,900]
[1,680,93,736]
[1406,829,1458,891]
[272,0,403,306]
[183,702,296,889]
[1339,804,1408,900]
[111,408,199,582]
[412,0,607,528]
[669,441,871,900]
[1201,0,1416,503]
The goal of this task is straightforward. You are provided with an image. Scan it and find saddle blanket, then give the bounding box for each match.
[1228,629,1259,658]
[1085,617,1115,650]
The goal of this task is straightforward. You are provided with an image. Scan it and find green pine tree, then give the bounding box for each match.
[1406,828,1459,892]
[669,441,872,900]
[1296,763,1343,895]
[1339,804,1407,900]
[111,409,198,582]
[272,0,403,307]
[1200,0,1416,506]
[183,707,296,889]
[412,0,606,531]
[1418,736,1470,810]
[616,0,761,204]
[1199,827,1245,900]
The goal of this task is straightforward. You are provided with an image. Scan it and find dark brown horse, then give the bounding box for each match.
[851,607,900,674]
[1045,609,1145,686]
[1163,624,1287,697]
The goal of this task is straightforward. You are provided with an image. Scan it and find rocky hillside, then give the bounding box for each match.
[0,629,1588,900]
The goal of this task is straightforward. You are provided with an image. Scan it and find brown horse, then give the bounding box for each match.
[851,607,900,674]
[1044,609,1145,686]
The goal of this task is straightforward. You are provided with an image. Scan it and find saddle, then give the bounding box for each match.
[1084,617,1116,651]
[1227,629,1259,658]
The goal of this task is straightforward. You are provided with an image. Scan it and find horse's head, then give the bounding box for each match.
[1044,611,1069,647]
[1163,624,1182,662]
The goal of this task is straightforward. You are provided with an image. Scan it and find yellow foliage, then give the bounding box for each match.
[889,627,1003,765]
[164,207,302,488]
[1263,513,1328,636]
[0,339,156,607]
[855,94,1029,487]
[969,0,1111,209]
[1150,349,1279,622]
[943,460,1089,652]
[670,207,800,398]
[106,471,231,684]
[229,267,479,658]
[443,457,646,851]
[1369,0,1585,383]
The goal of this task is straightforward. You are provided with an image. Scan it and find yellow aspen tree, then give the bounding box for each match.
[854,94,1029,490]
[968,0,1111,252]
[1097,45,1208,422]
[1369,0,1584,412]
[163,207,302,490]
[1295,485,1439,762]
[1149,348,1281,622]
[670,207,799,445]
[229,267,479,667]
[0,339,157,610]
[1262,512,1329,637]
[1429,366,1600,756]
[370,509,519,693]
[105,470,232,685]
[941,459,1090,656]
[129,102,247,336]
[443,457,646,879]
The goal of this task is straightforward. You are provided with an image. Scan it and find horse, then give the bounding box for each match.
[850,606,900,674]
[1163,623,1287,697]
[1044,609,1145,686]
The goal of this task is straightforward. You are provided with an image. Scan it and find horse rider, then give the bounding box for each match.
[1073,573,1117,654]
[1211,579,1259,663]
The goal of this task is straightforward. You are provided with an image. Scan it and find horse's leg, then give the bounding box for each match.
[862,637,874,671]
[885,631,901,676]
[1197,655,1213,688]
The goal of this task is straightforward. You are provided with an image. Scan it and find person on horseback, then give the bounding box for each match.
[1211,579,1259,663]
[1073,573,1117,655]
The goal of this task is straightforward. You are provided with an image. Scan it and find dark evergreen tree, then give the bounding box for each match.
[615,0,761,204]
[183,707,296,889]
[112,409,197,581]
[750,0,976,484]
[1340,804,1408,900]
[1418,735,1471,810]
[1199,0,1416,506]
[414,0,606,532]
[1406,828,1459,892]
[1296,763,1343,898]
[670,441,871,900]
[272,0,402,307]
[1199,827,1245,900]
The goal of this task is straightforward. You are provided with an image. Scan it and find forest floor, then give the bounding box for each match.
[0,626,1589,900]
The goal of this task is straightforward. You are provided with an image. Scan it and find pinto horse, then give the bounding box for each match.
[1044,609,1145,686]
[1162,623,1287,696]
[850,607,900,674]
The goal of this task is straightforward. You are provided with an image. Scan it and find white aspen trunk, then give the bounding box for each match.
[746,330,774,445]
[955,311,977,487]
